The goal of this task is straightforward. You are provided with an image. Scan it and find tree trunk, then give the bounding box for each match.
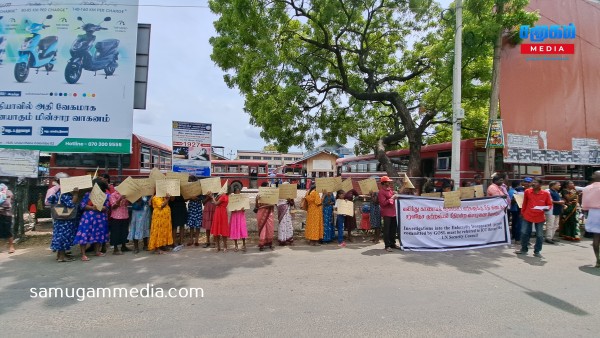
[407,139,422,179]
[376,138,398,178]
[484,0,505,181]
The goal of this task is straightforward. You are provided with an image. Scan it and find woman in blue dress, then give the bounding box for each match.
[73,180,110,261]
[47,187,79,262]
[186,194,203,246]
[322,192,336,243]
[128,196,151,253]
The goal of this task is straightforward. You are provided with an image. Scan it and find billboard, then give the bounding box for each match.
[172,121,212,177]
[0,0,139,153]
[500,0,600,165]
[0,148,39,178]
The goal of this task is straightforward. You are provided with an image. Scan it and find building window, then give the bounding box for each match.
[239,156,251,160]
[252,156,261,160]
[228,165,238,173]
[240,165,249,173]
[258,166,266,174]
[284,157,293,161]
[213,165,226,173]
[141,153,150,168]
[368,162,378,172]
[263,156,272,160]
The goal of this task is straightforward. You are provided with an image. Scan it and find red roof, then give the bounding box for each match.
[134,134,171,152]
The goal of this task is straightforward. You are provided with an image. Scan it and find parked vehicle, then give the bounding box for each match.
[64,16,119,84]
[14,15,57,82]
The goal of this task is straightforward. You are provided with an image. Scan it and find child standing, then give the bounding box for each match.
[360,203,371,234]
[228,186,247,252]
[335,190,346,247]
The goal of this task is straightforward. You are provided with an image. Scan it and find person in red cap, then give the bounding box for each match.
[378,176,398,252]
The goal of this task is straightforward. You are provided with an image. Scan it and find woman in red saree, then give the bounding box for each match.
[256,182,275,251]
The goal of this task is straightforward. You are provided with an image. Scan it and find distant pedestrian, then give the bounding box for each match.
[560,181,580,241]
[545,181,564,244]
[0,183,16,254]
[508,180,522,243]
[515,178,552,258]
[581,171,600,268]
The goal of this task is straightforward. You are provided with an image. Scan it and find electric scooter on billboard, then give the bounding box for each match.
[0,16,6,65]
[64,16,119,84]
[14,15,58,82]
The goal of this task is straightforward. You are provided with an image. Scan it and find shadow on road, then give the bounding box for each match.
[0,245,276,315]
[578,265,600,276]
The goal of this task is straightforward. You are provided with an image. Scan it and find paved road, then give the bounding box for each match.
[1,238,599,337]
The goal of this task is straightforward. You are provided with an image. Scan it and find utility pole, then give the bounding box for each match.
[451,0,464,190]
[484,0,505,181]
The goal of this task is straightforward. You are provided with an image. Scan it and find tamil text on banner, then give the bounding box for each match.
[172,121,212,177]
[0,1,139,153]
[396,196,510,251]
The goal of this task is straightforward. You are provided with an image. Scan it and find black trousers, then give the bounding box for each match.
[383,216,398,248]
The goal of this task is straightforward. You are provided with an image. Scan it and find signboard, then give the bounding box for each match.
[397,196,510,251]
[485,119,505,148]
[172,121,212,177]
[0,149,39,178]
[0,1,139,153]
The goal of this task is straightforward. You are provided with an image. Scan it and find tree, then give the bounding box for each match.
[262,144,278,152]
[209,0,450,178]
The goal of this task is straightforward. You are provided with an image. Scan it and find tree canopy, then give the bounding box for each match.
[209,0,536,178]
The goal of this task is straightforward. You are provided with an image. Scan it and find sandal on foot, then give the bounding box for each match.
[234,247,239,252]
[186,241,194,246]
[95,252,106,257]
[81,256,90,261]
[134,248,140,254]
[194,242,200,247]
[241,246,247,252]
[202,243,210,248]
[58,257,75,262]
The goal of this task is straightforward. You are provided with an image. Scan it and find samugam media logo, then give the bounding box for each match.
[519,23,576,54]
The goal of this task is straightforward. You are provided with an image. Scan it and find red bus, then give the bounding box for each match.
[336,138,588,184]
[49,134,172,180]
[211,160,270,190]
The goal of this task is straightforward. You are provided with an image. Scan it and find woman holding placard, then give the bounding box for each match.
[211,190,230,252]
[322,192,336,243]
[304,184,323,246]
[202,193,216,248]
[229,186,247,252]
[148,193,173,254]
[73,179,110,261]
[128,196,151,253]
[277,197,295,246]
[186,176,203,247]
[256,182,275,251]
[47,176,79,262]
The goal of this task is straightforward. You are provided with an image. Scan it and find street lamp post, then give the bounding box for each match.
[451,0,464,190]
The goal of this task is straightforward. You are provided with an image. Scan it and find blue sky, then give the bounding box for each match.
[134,0,453,157]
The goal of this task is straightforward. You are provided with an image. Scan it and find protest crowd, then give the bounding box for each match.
[2,170,599,269]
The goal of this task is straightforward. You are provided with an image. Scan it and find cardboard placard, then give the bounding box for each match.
[358,178,378,194]
[60,175,93,193]
[473,185,485,198]
[332,177,343,191]
[316,177,335,193]
[218,179,229,196]
[166,171,190,184]
[421,192,442,198]
[341,179,353,193]
[513,193,524,209]
[336,199,354,216]
[458,186,475,200]
[200,177,221,194]
[181,181,203,200]
[115,176,143,203]
[155,179,181,197]
[135,178,155,196]
[443,191,462,208]
[278,184,297,199]
[149,168,165,182]
[227,194,251,212]
[90,183,107,211]
[403,173,415,189]
[258,187,279,205]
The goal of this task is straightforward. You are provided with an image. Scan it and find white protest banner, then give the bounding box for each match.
[227,194,251,212]
[115,176,142,203]
[155,179,181,197]
[336,200,354,216]
[396,196,510,251]
[0,149,40,178]
[200,177,221,194]
[90,184,107,212]
[60,175,93,193]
